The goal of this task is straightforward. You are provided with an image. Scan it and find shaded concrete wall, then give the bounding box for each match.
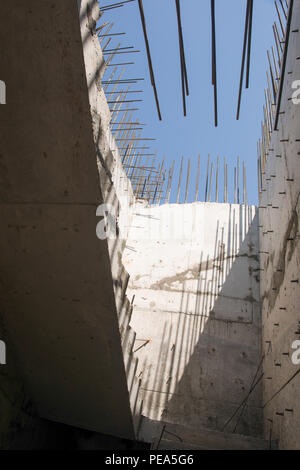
[124,201,263,437]
[259,0,300,450]
[0,0,136,443]
[79,0,142,430]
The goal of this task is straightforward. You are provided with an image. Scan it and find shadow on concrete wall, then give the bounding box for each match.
[79,1,144,425]
[136,207,263,438]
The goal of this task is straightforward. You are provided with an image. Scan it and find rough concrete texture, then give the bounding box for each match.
[124,201,263,439]
[259,0,300,450]
[0,0,136,441]
[79,0,142,431]
[138,416,274,450]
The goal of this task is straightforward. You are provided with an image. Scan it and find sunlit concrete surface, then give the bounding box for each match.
[124,202,262,438]
[259,0,300,450]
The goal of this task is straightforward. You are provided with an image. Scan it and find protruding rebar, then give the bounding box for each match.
[237,0,251,120]
[195,154,200,202]
[211,0,218,126]
[185,159,191,203]
[138,0,162,120]
[176,157,184,203]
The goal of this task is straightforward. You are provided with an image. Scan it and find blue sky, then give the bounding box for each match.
[100,0,277,205]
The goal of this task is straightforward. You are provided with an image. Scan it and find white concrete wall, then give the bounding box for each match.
[124,201,263,437]
[259,0,300,449]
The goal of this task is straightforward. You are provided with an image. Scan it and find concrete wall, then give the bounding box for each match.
[259,0,300,449]
[124,201,263,438]
[2,0,299,450]
[0,0,136,442]
[79,0,142,430]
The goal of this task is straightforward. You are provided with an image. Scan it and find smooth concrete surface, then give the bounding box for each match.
[259,0,300,450]
[0,0,135,440]
[124,201,263,437]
